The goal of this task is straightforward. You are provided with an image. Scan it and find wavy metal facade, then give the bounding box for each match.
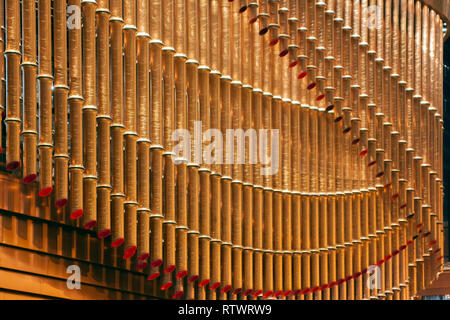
[0,0,446,300]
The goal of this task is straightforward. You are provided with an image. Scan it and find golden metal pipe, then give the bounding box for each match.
[21,0,37,185]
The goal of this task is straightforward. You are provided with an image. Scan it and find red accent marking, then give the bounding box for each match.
[239,6,248,13]
[188,275,199,283]
[249,17,258,24]
[352,138,360,145]
[282,290,292,297]
[375,171,384,178]
[160,282,173,291]
[300,288,311,295]
[428,240,437,247]
[252,290,263,297]
[22,173,37,184]
[422,231,431,238]
[383,183,392,189]
[262,290,273,298]
[70,209,84,220]
[151,259,163,268]
[433,248,441,255]
[400,203,407,209]
[111,237,125,248]
[342,127,351,134]
[399,245,407,251]
[293,289,302,295]
[0,147,2,153]
[269,38,279,46]
[123,246,137,259]
[435,256,443,262]
[259,27,269,36]
[6,161,20,171]
[148,272,160,281]
[362,268,368,274]
[391,193,400,200]
[273,290,283,298]
[289,60,299,68]
[334,116,343,123]
[385,254,392,261]
[416,223,423,229]
[164,265,176,273]
[316,94,325,101]
[199,279,211,288]
[232,288,242,295]
[209,282,221,290]
[55,198,68,208]
[136,262,148,270]
[344,276,353,282]
[329,281,339,287]
[359,149,368,157]
[325,105,335,112]
[279,49,289,57]
[138,253,150,261]
[376,259,384,266]
[307,82,316,90]
[39,187,53,197]
[97,229,111,239]
[83,220,97,230]
[392,250,400,256]
[244,289,254,296]
[297,71,307,79]
[176,270,188,279]
[172,291,184,299]
[368,160,376,167]
[319,284,328,291]
[221,285,232,293]
[354,272,363,278]
[406,240,413,246]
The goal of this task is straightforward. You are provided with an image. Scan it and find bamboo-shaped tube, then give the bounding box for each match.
[0,0,3,158]
[37,0,54,199]
[21,0,38,185]
[53,1,69,213]
[95,3,112,237]
[80,1,98,231]
[136,22,151,263]
[109,7,125,247]
[375,184,386,299]
[4,0,21,173]
[68,0,84,222]
[123,1,138,257]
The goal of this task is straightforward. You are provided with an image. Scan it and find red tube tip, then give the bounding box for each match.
[83,220,97,230]
[307,82,316,90]
[399,245,407,251]
[6,161,20,171]
[151,259,163,268]
[316,94,325,101]
[368,160,376,167]
[243,289,253,296]
[123,246,137,259]
[249,17,258,24]
[289,60,299,68]
[297,71,307,79]
[252,290,263,297]
[282,290,292,297]
[259,27,269,35]
[199,279,211,288]
[172,291,184,299]
[188,275,199,283]
[279,49,289,57]
[433,248,441,255]
[70,209,84,220]
[400,203,407,209]
[300,288,311,295]
[221,285,232,293]
[383,183,392,189]
[97,229,111,239]
[136,262,148,270]
[210,282,222,291]
[160,282,173,291]
[164,265,176,273]
[269,38,279,46]
[428,240,437,247]
[391,193,399,200]
[273,290,283,298]
[39,186,53,197]
[55,198,69,208]
[176,270,188,279]
[262,290,273,298]
[22,173,37,184]
[148,272,160,281]
[232,288,242,295]
[137,253,150,261]
[359,149,368,157]
[111,237,125,248]
[375,171,385,178]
